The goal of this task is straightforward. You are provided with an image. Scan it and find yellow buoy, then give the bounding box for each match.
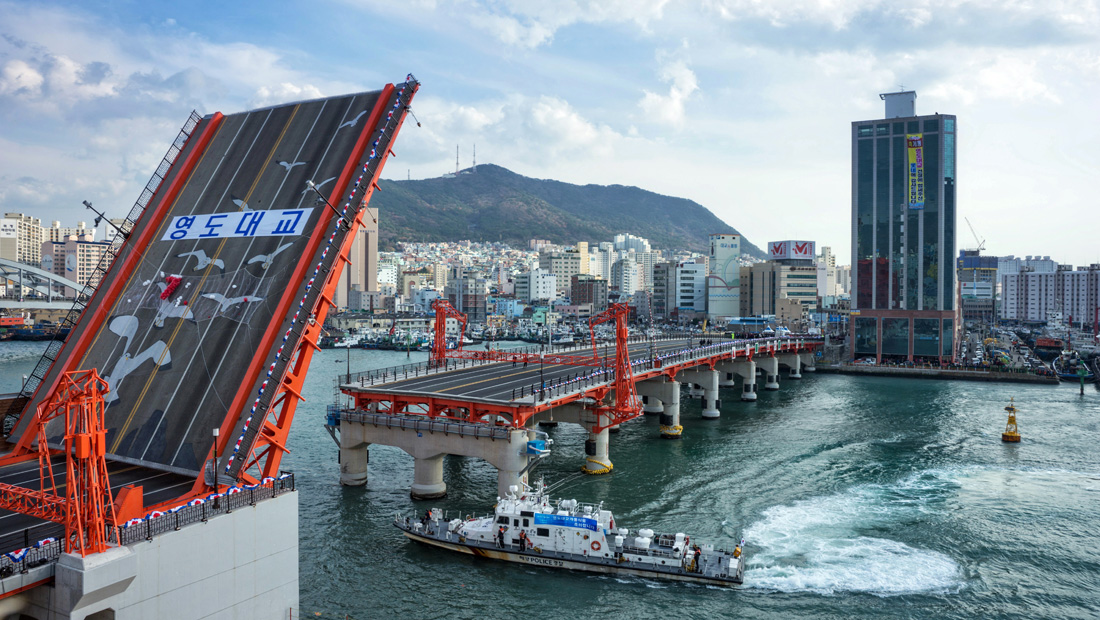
[1002,397,1021,443]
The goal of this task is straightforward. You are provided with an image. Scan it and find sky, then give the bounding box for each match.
[1,0,1098,266]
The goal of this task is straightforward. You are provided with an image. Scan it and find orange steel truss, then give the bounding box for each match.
[0,370,115,556]
[431,299,467,367]
[586,303,641,432]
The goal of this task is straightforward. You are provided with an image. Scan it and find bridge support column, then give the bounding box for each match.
[804,354,816,372]
[657,379,682,439]
[636,378,667,414]
[688,383,704,399]
[677,368,719,418]
[494,429,537,498]
[411,455,447,500]
[778,352,802,380]
[582,413,613,474]
[729,360,757,401]
[759,356,780,391]
[700,371,720,419]
[718,365,738,388]
[339,424,370,486]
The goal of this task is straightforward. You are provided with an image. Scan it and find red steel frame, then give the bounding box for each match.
[0,370,116,557]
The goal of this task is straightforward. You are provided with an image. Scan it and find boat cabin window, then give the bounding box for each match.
[497,516,508,525]
[523,518,529,527]
[536,528,549,537]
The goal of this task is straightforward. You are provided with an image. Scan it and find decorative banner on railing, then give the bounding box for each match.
[161,208,315,241]
[121,473,293,529]
[225,74,417,475]
[3,537,56,563]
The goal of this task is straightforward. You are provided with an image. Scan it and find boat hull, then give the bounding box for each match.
[401,529,742,586]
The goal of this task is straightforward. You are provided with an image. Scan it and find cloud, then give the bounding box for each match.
[251,83,325,108]
[0,59,43,97]
[340,0,671,48]
[638,47,699,127]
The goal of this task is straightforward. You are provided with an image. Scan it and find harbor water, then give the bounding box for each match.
[3,342,1100,618]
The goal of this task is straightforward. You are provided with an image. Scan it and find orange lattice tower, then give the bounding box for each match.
[30,370,116,556]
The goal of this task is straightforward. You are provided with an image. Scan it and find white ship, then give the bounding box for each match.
[395,480,745,586]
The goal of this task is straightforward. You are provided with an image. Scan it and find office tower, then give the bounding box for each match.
[851,91,957,362]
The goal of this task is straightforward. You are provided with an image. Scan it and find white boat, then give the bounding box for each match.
[395,480,745,586]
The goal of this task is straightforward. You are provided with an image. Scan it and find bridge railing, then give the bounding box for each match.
[0,529,63,579]
[335,333,705,391]
[331,406,512,440]
[115,473,296,547]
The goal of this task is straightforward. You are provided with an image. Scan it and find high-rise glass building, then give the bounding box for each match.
[850,91,957,362]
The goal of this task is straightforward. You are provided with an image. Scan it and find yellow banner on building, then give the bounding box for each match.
[907,134,925,209]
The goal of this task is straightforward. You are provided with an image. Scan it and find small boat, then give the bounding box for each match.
[395,480,745,586]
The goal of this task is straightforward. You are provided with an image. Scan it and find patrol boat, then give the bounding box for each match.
[394,480,745,585]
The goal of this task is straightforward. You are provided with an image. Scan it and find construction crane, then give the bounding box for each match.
[965,217,986,252]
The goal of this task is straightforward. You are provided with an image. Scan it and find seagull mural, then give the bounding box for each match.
[201,292,265,314]
[177,249,225,272]
[277,160,306,172]
[246,242,294,270]
[102,315,171,404]
[301,176,336,195]
[338,110,367,130]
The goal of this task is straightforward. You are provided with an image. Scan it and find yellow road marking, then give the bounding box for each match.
[111,105,301,453]
[78,121,226,370]
[437,366,565,393]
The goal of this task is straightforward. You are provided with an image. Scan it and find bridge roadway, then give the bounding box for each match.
[14,88,402,475]
[353,338,693,401]
[341,335,821,424]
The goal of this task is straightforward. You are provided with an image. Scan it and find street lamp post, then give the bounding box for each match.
[211,427,220,494]
[82,200,129,240]
[305,180,348,228]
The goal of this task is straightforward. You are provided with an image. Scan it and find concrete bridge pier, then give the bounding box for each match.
[679,368,720,419]
[718,365,738,388]
[411,455,447,500]
[687,383,704,399]
[338,437,370,486]
[778,352,803,380]
[636,379,665,414]
[758,356,780,391]
[582,411,613,474]
[725,360,757,401]
[804,354,817,372]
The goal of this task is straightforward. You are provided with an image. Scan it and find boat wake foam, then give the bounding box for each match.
[743,470,964,596]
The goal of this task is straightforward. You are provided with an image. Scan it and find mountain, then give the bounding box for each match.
[370,164,765,257]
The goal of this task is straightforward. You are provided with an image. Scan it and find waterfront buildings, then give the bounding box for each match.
[538,250,582,296]
[850,91,958,362]
[571,274,609,313]
[41,233,110,293]
[739,242,818,322]
[674,258,708,320]
[515,268,556,303]
[1000,265,1100,326]
[335,212,379,308]
[957,249,998,322]
[706,233,740,321]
